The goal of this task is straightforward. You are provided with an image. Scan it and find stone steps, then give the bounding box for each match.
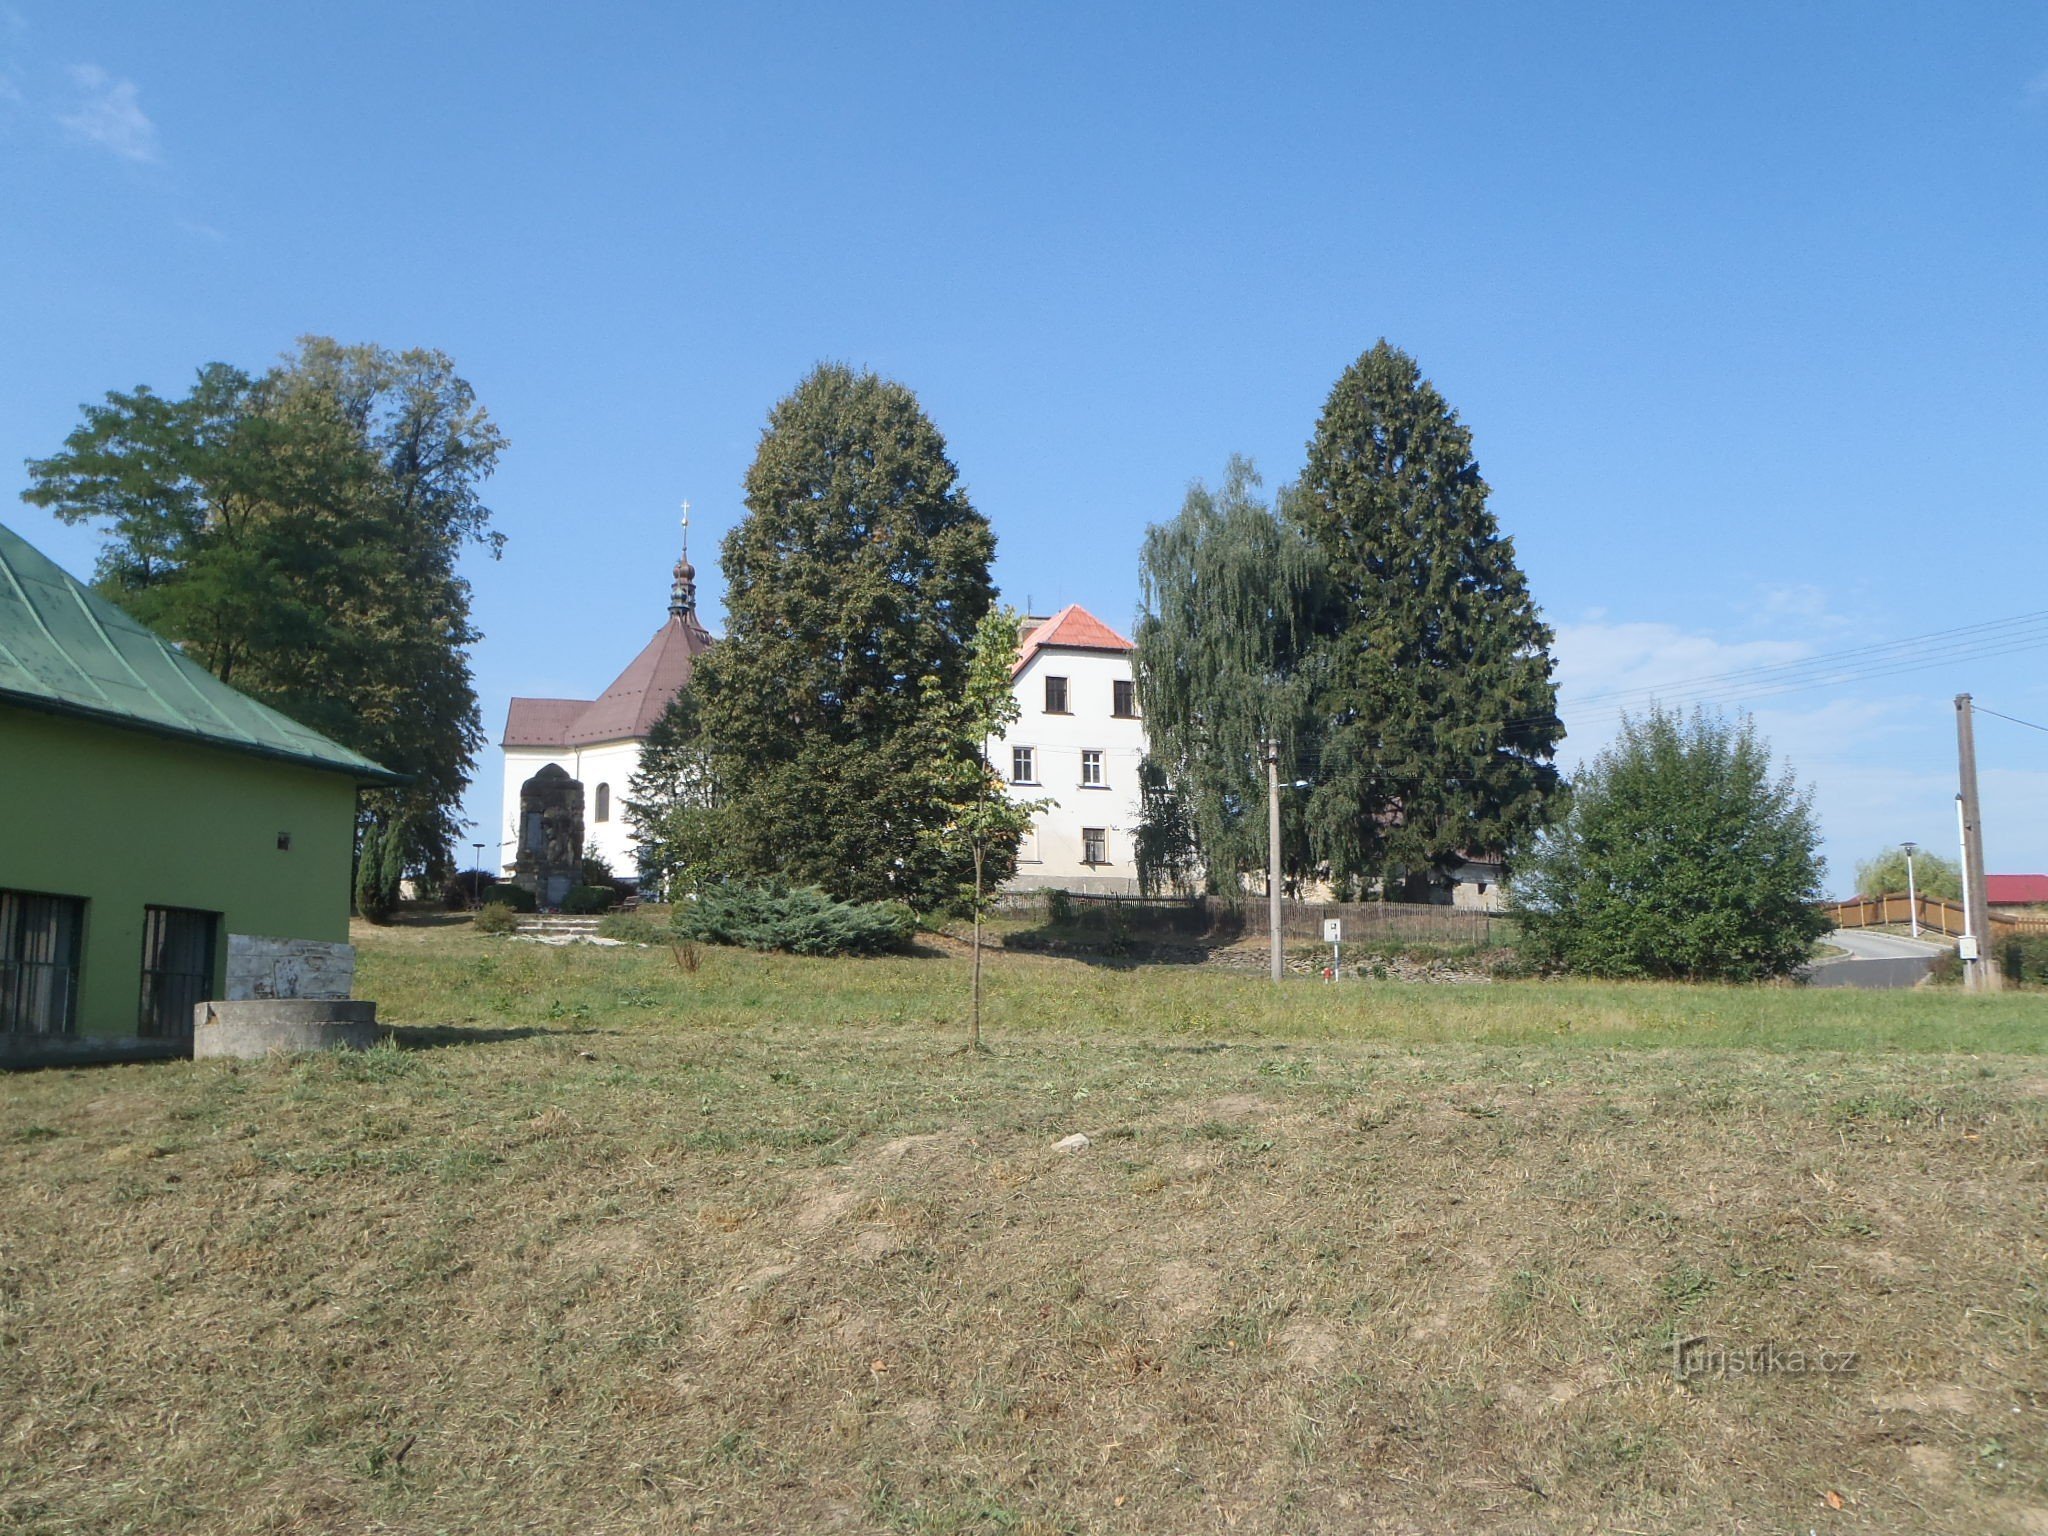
[522,914,604,935]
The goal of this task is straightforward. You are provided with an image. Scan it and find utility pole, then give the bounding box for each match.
[1901,841,1919,939]
[1957,795,1974,965]
[1266,739,1283,984]
[1955,695,2001,991]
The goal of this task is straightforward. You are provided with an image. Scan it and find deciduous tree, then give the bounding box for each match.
[694,363,997,909]
[22,337,506,877]
[1854,846,1961,902]
[624,689,717,895]
[1132,456,1324,894]
[1508,708,1829,980]
[920,607,1044,1047]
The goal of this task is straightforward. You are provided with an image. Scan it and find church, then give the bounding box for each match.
[498,544,712,896]
[497,528,1155,898]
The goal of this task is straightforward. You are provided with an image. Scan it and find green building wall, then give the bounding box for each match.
[1,704,360,1048]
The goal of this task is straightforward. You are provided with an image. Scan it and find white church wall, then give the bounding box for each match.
[499,739,647,881]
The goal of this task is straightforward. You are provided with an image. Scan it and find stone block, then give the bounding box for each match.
[226,934,356,1001]
[192,999,380,1059]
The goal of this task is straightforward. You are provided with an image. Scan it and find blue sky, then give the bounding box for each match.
[4,1,2045,891]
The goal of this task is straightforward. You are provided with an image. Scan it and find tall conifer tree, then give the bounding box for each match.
[695,364,997,907]
[1291,342,1561,893]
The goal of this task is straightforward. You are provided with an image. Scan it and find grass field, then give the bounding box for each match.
[4,920,2047,1533]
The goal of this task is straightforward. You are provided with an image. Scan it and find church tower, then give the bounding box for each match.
[498,512,715,893]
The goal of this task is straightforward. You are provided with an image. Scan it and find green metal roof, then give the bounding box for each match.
[0,519,401,783]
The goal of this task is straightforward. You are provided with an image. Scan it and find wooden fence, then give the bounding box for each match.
[1040,892,1506,948]
[1822,893,2048,937]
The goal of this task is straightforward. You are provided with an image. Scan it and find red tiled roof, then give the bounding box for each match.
[1987,874,2048,906]
[1013,604,1133,676]
[502,698,593,748]
[500,613,714,750]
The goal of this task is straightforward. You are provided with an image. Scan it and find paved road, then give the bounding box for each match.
[1805,928,1952,990]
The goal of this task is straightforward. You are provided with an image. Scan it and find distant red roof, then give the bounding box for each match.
[502,612,714,749]
[1986,875,2048,906]
[1013,604,1133,676]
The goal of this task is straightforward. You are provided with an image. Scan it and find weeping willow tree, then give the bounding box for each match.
[1131,456,1326,895]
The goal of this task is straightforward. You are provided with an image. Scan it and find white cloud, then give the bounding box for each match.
[1548,613,1978,893]
[1552,618,1810,747]
[1752,581,1850,628]
[58,62,158,163]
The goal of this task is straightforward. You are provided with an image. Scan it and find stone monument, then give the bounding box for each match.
[514,762,585,907]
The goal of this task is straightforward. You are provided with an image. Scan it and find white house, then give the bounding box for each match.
[499,554,712,881]
[991,606,1147,894]
[985,603,1507,907]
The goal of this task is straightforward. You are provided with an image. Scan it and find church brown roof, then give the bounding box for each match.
[502,556,715,749]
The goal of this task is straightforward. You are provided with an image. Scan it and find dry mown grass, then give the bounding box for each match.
[3,923,2046,1533]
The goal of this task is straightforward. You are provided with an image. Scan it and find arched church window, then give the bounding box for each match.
[595,783,611,822]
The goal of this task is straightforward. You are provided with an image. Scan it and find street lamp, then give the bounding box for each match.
[1901,841,1919,939]
[471,842,486,909]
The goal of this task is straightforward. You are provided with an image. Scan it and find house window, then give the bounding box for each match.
[595,783,611,822]
[1017,829,1040,863]
[1012,746,1037,784]
[139,906,219,1044]
[1044,675,1069,714]
[0,890,85,1037]
[1113,679,1137,718]
[1080,749,1105,787]
[1082,828,1108,866]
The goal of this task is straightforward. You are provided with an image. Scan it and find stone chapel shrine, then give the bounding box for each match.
[499,542,712,899]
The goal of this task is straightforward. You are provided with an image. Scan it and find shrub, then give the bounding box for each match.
[596,910,664,944]
[581,853,616,888]
[1998,932,2048,987]
[472,903,522,936]
[1508,707,1828,982]
[482,884,536,913]
[1045,888,1075,925]
[444,869,499,910]
[561,884,618,915]
[353,822,403,924]
[673,881,916,957]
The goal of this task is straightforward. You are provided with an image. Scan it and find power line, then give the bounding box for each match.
[1208,614,2048,771]
[1558,634,2048,735]
[1972,704,2048,736]
[1569,609,2048,709]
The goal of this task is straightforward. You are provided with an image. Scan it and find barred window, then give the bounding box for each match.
[0,889,85,1037]
[139,906,218,1045]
